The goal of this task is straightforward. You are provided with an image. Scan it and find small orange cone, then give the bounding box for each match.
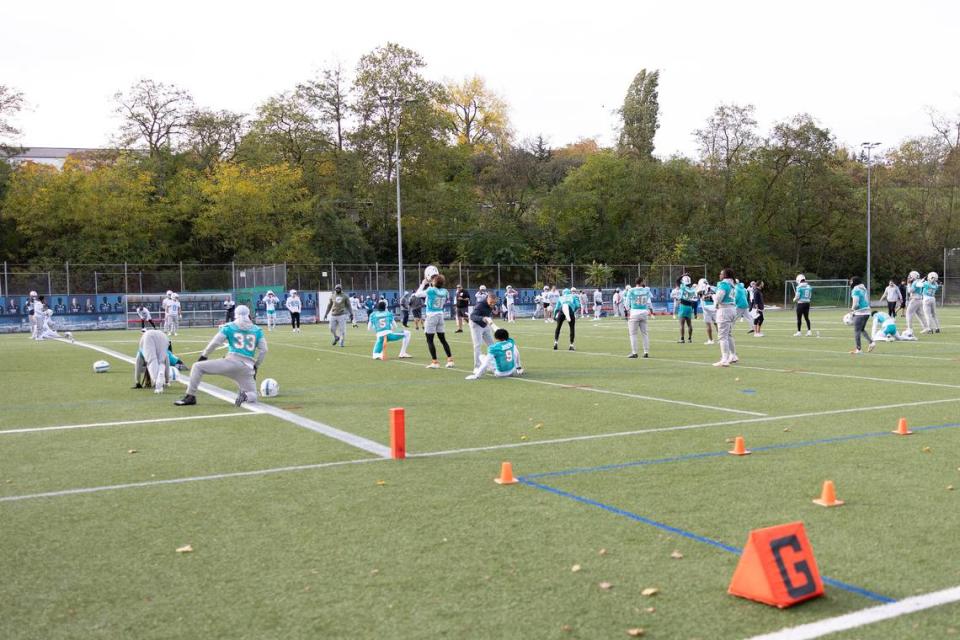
[893,417,912,436]
[494,461,518,485]
[728,436,751,456]
[812,480,844,507]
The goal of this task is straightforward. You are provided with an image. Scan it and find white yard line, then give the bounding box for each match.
[63,338,391,458]
[0,457,385,503]
[0,412,254,435]
[271,341,765,416]
[745,585,960,640]
[408,397,960,457]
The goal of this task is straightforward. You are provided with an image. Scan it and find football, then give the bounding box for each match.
[260,378,279,397]
[93,360,110,373]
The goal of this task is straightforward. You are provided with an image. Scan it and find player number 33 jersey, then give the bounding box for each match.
[221,323,264,358]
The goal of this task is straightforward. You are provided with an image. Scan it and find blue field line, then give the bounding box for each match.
[521,422,960,480]
[519,477,896,604]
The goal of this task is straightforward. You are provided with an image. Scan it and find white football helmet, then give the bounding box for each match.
[290,289,298,295]
[171,292,179,299]
[266,290,274,296]
[908,271,920,280]
[796,274,806,283]
[927,272,939,282]
[29,290,37,298]
[424,265,439,280]
[681,275,691,285]
[166,290,173,297]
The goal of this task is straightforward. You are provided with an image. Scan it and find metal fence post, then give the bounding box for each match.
[94,271,99,300]
[375,262,379,291]
[497,263,501,291]
[124,262,128,299]
[65,261,70,297]
[534,263,538,286]
[47,271,52,296]
[179,261,184,292]
[2,261,6,297]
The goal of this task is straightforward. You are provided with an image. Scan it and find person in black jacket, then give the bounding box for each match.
[469,292,498,369]
[454,284,470,333]
[749,281,765,337]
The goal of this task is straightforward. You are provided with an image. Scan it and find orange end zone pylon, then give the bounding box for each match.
[728,521,824,608]
[494,462,518,485]
[812,480,844,507]
[729,436,751,456]
[893,417,912,436]
[390,408,406,459]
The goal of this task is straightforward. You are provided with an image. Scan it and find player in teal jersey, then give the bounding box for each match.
[712,268,739,367]
[793,275,813,336]
[697,278,718,345]
[869,310,916,342]
[624,277,653,358]
[848,276,875,354]
[905,271,928,334]
[553,288,581,350]
[921,272,941,333]
[415,272,455,368]
[368,301,412,360]
[465,328,523,379]
[734,280,749,325]
[175,305,267,406]
[675,275,697,343]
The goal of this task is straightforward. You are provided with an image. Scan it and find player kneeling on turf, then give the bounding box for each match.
[134,329,174,394]
[870,310,916,343]
[368,300,411,360]
[175,305,266,407]
[466,328,523,380]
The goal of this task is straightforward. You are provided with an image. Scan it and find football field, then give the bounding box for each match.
[2,310,960,639]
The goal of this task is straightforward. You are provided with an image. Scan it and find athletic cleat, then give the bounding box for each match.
[729,356,739,363]
[712,360,729,367]
[793,331,802,337]
[849,349,862,354]
[643,353,649,358]
[445,359,455,369]
[515,367,524,376]
[332,337,338,345]
[936,329,941,334]
[234,391,247,406]
[704,340,714,345]
[464,374,478,380]
[678,339,685,344]
[154,385,164,394]
[174,394,197,406]
[568,345,575,351]
[132,383,143,389]
[806,330,813,336]
[553,342,558,350]
[867,342,877,352]
[339,338,345,347]
[426,361,440,369]
[627,353,638,359]
[754,333,764,337]
[454,329,463,333]
[398,353,412,359]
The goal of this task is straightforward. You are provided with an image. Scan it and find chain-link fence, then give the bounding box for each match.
[944,248,960,305]
[0,262,710,297]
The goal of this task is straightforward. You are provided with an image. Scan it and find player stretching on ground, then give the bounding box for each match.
[133,329,172,394]
[465,328,523,380]
[368,300,412,360]
[625,277,652,358]
[416,272,455,369]
[323,284,353,347]
[174,305,266,406]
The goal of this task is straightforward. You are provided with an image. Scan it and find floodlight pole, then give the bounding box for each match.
[382,95,415,297]
[861,142,881,294]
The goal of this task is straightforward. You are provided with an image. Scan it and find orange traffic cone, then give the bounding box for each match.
[893,417,912,436]
[728,436,751,456]
[494,461,518,485]
[812,480,845,507]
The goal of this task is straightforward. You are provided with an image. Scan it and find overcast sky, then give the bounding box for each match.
[4,0,959,157]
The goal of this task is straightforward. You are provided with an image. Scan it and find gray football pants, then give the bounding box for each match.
[186,356,257,401]
[330,313,349,341]
[905,299,927,332]
[922,298,940,331]
[471,323,494,368]
[135,330,170,388]
[717,306,737,361]
[627,315,649,354]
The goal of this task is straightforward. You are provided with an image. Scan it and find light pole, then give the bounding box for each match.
[380,95,417,296]
[861,141,881,294]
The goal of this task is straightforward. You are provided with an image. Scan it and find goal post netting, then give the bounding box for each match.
[125,293,235,329]
[783,280,850,309]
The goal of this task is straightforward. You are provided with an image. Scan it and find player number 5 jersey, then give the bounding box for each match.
[369,310,395,334]
[221,323,264,358]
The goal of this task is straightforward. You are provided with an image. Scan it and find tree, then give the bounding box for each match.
[443,75,510,149]
[618,69,660,160]
[695,104,758,172]
[585,261,614,287]
[241,91,328,166]
[184,109,246,170]
[298,63,351,152]
[0,85,24,155]
[114,79,195,156]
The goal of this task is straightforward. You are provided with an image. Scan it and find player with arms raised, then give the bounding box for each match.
[415,266,455,369]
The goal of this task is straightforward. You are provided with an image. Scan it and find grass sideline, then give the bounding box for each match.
[1,309,959,639]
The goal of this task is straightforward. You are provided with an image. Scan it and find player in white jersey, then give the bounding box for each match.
[263,290,280,330]
[137,305,157,331]
[504,286,518,322]
[165,293,181,335]
[31,295,45,340]
[593,288,603,320]
[286,290,302,332]
[546,286,560,323]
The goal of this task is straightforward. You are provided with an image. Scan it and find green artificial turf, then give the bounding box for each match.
[1,310,958,639]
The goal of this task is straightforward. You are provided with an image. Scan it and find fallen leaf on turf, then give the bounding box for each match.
[520,435,528,441]
[725,437,735,444]
[641,587,659,597]
[627,629,645,637]
[948,485,955,491]
[645,607,656,613]
[175,545,193,553]
[598,548,608,556]
[571,564,582,573]
[561,624,573,633]
[375,480,386,486]
[783,428,791,432]
[734,377,740,382]
[370,569,380,576]
[127,449,138,454]
[303,585,311,592]
[534,423,543,429]
[670,550,684,559]
[922,447,932,453]
[599,581,613,590]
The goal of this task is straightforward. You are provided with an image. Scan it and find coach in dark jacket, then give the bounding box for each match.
[469,293,497,369]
